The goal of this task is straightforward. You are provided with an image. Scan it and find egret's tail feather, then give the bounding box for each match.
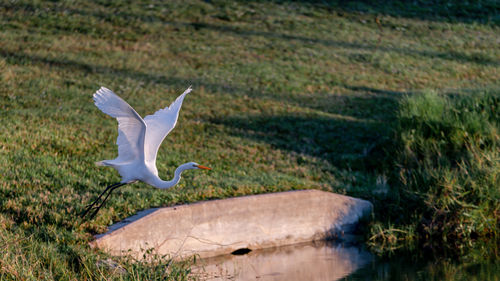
[96,160,111,166]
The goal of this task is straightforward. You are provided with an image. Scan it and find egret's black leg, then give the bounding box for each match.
[81,182,124,218]
[87,183,125,219]
[81,182,122,217]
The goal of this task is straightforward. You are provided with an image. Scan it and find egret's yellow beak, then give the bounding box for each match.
[196,165,212,170]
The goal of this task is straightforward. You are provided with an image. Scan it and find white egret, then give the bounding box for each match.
[82,86,211,219]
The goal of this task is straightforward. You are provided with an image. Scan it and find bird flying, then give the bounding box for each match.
[82,86,211,219]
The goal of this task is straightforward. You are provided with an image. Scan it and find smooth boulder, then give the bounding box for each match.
[92,190,373,259]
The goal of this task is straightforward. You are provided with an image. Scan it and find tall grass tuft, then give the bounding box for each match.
[371,90,499,250]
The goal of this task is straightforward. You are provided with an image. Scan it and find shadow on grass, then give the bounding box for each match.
[270,85,404,120]
[3,47,403,115]
[0,48,400,172]
[210,90,399,171]
[0,49,241,95]
[183,21,499,67]
[0,48,402,172]
[2,3,498,67]
[249,0,500,25]
[3,0,498,27]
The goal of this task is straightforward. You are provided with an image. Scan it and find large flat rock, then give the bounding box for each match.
[91,190,373,259]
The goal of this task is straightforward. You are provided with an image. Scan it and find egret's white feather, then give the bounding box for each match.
[93,87,146,164]
[143,86,192,166]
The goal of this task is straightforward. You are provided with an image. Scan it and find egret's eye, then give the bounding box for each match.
[192,165,197,167]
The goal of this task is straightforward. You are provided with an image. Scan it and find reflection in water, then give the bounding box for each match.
[192,241,372,281]
[345,251,500,281]
[191,241,500,281]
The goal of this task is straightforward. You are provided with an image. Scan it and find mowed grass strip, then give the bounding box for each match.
[1,0,499,279]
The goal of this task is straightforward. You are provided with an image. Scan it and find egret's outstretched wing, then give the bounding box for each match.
[143,87,192,165]
[93,87,147,164]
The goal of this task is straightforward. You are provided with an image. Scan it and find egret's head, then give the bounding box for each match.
[181,162,212,171]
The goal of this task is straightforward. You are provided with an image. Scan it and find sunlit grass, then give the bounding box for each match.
[1,0,499,279]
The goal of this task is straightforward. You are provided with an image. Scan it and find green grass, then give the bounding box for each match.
[368,91,499,252]
[1,0,499,279]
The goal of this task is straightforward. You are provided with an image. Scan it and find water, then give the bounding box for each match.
[191,241,499,281]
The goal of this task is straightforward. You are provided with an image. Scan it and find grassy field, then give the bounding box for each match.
[1,0,499,279]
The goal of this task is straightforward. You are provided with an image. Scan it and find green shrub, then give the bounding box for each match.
[372,91,499,249]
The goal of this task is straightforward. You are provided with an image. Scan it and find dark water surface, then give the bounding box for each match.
[192,241,499,281]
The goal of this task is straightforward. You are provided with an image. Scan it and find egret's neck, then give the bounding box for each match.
[152,165,184,189]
